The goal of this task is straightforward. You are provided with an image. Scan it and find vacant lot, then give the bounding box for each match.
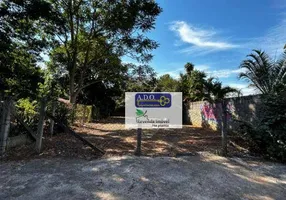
[1,153,286,200]
[73,117,246,157]
[3,117,248,161]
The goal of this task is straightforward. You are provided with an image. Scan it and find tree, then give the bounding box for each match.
[50,0,162,103]
[179,65,207,101]
[156,74,179,92]
[238,49,286,161]
[115,63,157,109]
[204,78,238,102]
[124,63,157,92]
[178,62,237,102]
[184,62,194,75]
[0,0,62,98]
[239,49,286,94]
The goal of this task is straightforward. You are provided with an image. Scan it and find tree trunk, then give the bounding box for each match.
[36,98,47,153]
[0,99,11,155]
[70,92,77,104]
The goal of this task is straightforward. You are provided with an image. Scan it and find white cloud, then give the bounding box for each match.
[225,83,259,96]
[157,65,245,79]
[157,68,183,79]
[260,18,286,56]
[195,64,210,71]
[207,68,246,78]
[157,64,210,78]
[243,16,286,57]
[169,21,238,54]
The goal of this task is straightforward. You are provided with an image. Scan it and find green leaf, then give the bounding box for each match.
[136,109,144,116]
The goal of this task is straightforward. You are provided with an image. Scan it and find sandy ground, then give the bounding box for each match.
[1,152,286,200]
[72,117,248,157]
[4,117,249,161]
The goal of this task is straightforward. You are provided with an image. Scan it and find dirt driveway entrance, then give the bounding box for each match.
[1,153,285,200]
[73,117,242,157]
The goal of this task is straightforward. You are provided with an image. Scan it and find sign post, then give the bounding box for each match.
[125,92,182,156]
[135,128,142,156]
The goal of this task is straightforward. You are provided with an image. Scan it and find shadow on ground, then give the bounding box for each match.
[1,153,285,200]
[73,116,244,157]
[2,116,248,161]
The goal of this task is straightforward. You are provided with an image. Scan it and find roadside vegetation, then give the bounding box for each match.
[0,0,286,162]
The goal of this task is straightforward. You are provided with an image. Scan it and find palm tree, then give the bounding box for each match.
[239,50,286,94]
[204,78,238,102]
[184,62,194,75]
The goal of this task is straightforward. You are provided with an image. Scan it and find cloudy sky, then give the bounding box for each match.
[124,0,286,95]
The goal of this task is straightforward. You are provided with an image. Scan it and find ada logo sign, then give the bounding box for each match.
[125,92,182,129]
[135,93,171,108]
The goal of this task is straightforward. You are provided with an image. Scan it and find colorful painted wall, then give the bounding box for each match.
[187,95,261,131]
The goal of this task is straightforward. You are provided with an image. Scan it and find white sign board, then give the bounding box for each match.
[125,92,182,129]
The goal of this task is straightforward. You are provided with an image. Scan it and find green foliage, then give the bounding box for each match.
[239,50,286,94]
[156,74,179,92]
[16,98,38,126]
[238,92,286,162]
[184,62,194,75]
[179,69,206,101]
[204,78,238,102]
[178,62,237,102]
[75,104,92,123]
[0,0,64,99]
[49,0,162,103]
[237,50,286,162]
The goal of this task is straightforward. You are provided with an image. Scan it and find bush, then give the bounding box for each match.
[238,92,286,162]
[16,98,38,126]
[8,98,39,136]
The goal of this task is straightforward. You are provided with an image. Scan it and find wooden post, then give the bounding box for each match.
[0,99,11,155]
[82,105,87,125]
[134,128,142,156]
[49,101,56,137]
[36,98,47,153]
[221,100,227,156]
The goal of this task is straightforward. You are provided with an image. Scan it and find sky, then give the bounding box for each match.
[123,0,286,95]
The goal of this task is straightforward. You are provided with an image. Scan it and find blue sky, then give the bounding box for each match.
[124,0,286,95]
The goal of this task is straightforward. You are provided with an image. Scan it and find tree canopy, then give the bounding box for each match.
[239,49,286,94]
[49,0,162,103]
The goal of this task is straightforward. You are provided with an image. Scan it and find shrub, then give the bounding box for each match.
[238,92,286,162]
[16,98,38,126]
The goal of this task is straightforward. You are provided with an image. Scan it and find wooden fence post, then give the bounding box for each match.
[36,98,47,153]
[49,101,56,137]
[221,100,228,156]
[0,99,11,155]
[134,128,142,156]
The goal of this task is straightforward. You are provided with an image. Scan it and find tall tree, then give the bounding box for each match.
[50,0,162,103]
[125,63,157,92]
[0,0,62,98]
[179,64,207,101]
[239,49,286,94]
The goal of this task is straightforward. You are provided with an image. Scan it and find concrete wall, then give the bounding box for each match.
[186,95,261,131]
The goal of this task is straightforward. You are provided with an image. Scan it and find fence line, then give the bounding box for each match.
[186,94,261,131]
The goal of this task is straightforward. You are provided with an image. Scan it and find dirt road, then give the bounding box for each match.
[1,153,285,200]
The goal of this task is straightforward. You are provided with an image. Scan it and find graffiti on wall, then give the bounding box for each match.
[201,101,220,123]
[201,101,236,124]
